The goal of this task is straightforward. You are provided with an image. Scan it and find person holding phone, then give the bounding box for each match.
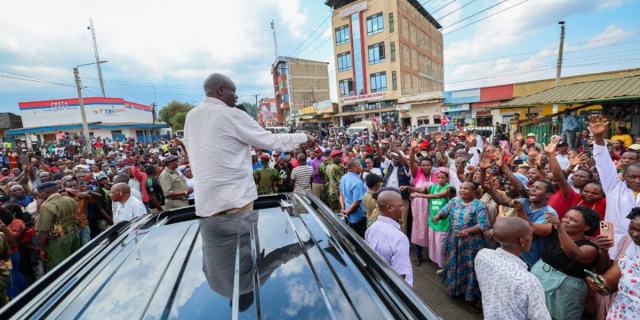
[513,202,601,320]
[588,207,640,320]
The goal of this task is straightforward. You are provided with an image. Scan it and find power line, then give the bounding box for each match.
[436,0,477,21]
[0,73,75,87]
[289,13,333,57]
[443,0,529,35]
[432,0,457,14]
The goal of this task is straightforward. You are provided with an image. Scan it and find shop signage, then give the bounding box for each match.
[338,1,367,17]
[396,104,411,111]
[342,92,384,104]
[442,104,470,112]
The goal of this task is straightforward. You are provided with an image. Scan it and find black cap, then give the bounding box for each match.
[37,181,58,191]
[164,155,179,163]
[558,141,569,147]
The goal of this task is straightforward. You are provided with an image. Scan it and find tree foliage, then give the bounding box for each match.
[240,102,258,120]
[159,100,195,131]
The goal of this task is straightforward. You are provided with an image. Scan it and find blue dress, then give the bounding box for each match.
[439,197,489,301]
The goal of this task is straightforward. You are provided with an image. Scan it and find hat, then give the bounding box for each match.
[273,152,282,157]
[251,151,256,156]
[330,150,343,157]
[96,172,108,180]
[557,141,569,147]
[37,181,58,191]
[513,172,529,188]
[389,152,399,158]
[382,139,390,143]
[628,144,640,151]
[164,155,179,163]
[314,148,322,153]
[259,153,270,160]
[365,173,382,185]
[526,138,535,144]
[323,149,332,156]
[527,133,536,138]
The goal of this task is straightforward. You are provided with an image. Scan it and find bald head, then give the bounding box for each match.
[376,191,403,220]
[203,73,237,107]
[493,217,533,251]
[111,182,130,194]
[297,153,307,163]
[113,173,130,184]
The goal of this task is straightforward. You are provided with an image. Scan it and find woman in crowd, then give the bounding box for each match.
[612,139,626,159]
[611,126,633,148]
[588,207,640,320]
[426,170,455,272]
[183,167,195,206]
[401,138,436,266]
[431,182,489,312]
[513,201,601,320]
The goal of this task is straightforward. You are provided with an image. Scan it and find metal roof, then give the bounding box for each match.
[493,75,640,109]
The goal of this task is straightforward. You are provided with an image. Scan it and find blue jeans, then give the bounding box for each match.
[78,226,91,246]
[416,245,423,257]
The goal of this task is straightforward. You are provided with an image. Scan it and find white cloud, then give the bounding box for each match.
[277,0,308,39]
[583,24,635,49]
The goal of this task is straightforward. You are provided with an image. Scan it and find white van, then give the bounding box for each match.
[346,121,374,136]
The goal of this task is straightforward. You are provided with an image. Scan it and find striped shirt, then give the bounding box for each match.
[291,165,313,196]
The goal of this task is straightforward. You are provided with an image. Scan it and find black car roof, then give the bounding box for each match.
[1,194,442,320]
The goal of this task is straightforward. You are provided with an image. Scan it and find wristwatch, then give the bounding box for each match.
[184,190,188,196]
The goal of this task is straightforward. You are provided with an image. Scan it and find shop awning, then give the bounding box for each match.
[6,122,170,135]
[334,106,397,117]
[491,75,640,109]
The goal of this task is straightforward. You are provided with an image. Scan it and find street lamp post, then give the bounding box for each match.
[74,61,107,153]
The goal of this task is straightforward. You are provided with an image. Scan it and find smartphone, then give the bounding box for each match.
[600,221,615,245]
[584,269,611,294]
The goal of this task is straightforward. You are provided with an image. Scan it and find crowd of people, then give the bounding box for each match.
[245,114,639,320]
[0,135,193,306]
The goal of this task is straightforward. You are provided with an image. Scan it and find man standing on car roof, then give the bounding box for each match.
[183,73,315,217]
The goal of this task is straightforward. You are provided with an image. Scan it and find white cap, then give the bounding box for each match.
[251,151,256,156]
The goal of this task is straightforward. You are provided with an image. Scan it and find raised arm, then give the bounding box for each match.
[392,147,409,169]
[588,115,621,194]
[434,132,449,165]
[545,137,572,197]
[547,212,598,264]
[511,200,553,237]
[408,137,418,178]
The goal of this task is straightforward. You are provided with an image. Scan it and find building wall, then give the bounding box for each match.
[397,0,444,96]
[289,58,331,110]
[513,68,640,97]
[18,97,153,128]
[408,102,441,127]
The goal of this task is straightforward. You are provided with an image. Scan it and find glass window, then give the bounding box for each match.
[366,13,384,36]
[339,79,354,97]
[337,52,352,72]
[368,42,385,65]
[370,72,387,93]
[391,42,396,62]
[392,71,397,91]
[343,105,361,112]
[389,13,394,33]
[335,25,350,46]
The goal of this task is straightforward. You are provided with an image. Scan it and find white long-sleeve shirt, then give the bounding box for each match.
[113,195,147,224]
[594,141,640,258]
[183,97,307,217]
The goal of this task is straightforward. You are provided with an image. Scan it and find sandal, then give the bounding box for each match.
[413,256,422,266]
[470,301,483,314]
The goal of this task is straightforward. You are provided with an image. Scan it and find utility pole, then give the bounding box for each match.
[151,102,157,125]
[270,20,279,61]
[73,67,92,153]
[555,21,566,87]
[88,19,106,97]
[75,61,107,153]
[252,94,259,121]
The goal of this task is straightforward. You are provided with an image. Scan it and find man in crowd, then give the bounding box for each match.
[290,153,313,197]
[183,73,314,217]
[159,156,191,210]
[475,217,550,320]
[310,148,324,199]
[326,150,344,213]
[144,165,165,213]
[253,153,282,195]
[35,182,80,272]
[365,190,412,286]
[378,148,411,234]
[339,159,367,237]
[109,183,147,224]
[560,108,579,147]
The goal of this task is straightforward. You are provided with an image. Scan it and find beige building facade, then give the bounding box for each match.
[326,0,444,128]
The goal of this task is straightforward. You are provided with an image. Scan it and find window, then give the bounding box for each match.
[279,64,286,76]
[370,72,387,93]
[389,13,394,33]
[368,42,385,65]
[390,42,396,62]
[343,105,361,112]
[339,79,354,97]
[337,52,352,72]
[335,25,350,45]
[365,102,380,110]
[366,13,384,36]
[392,71,397,91]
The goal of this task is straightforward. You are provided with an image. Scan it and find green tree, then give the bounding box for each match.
[159,101,194,130]
[240,102,258,120]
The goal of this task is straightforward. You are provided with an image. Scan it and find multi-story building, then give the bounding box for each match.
[326,0,444,128]
[271,57,331,125]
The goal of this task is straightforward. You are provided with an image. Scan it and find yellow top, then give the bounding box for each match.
[611,134,633,148]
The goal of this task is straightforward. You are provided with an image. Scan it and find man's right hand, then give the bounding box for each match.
[305,134,317,144]
[187,188,194,194]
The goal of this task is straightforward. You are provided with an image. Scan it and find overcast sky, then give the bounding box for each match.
[1,0,639,114]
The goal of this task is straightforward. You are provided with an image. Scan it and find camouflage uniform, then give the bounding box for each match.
[325,162,344,213]
[35,193,80,272]
[253,168,283,195]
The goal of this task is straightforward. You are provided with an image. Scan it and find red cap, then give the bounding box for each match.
[259,154,271,160]
[273,152,281,157]
[314,148,322,153]
[330,150,343,157]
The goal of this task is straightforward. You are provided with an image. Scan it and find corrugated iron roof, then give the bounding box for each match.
[493,75,640,108]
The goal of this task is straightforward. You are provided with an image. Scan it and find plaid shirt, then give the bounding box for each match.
[562,114,579,132]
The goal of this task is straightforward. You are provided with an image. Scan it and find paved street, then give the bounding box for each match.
[410,245,484,320]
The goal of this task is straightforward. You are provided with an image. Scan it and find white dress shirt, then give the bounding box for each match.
[183,97,307,217]
[113,195,147,224]
[556,153,570,169]
[475,248,551,320]
[112,188,142,218]
[594,141,640,258]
